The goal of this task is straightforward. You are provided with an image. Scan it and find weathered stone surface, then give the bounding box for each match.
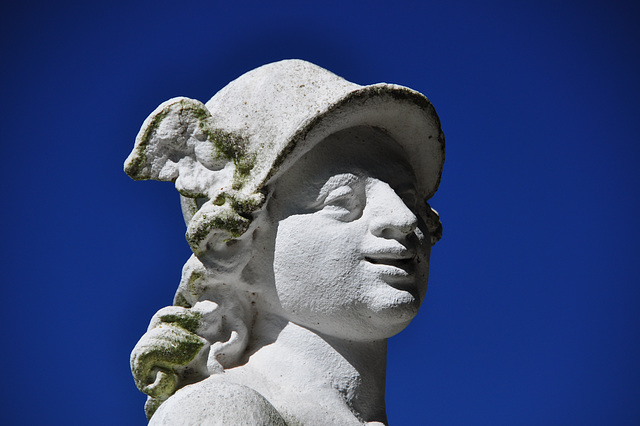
[126,59,445,424]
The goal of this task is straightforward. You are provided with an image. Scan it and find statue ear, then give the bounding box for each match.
[124,97,232,199]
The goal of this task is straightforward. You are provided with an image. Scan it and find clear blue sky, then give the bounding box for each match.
[2,1,639,424]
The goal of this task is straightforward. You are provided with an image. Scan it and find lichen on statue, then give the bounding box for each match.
[126,60,445,425]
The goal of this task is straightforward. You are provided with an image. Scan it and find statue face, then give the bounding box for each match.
[261,127,431,340]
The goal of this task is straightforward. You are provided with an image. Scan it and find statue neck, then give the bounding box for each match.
[239,315,389,424]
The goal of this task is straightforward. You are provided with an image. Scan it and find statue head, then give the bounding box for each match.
[127,59,445,417]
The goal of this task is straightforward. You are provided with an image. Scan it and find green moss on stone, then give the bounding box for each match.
[198,123,257,188]
[131,326,206,399]
[229,194,264,215]
[213,213,250,238]
[173,292,191,308]
[159,311,202,333]
[186,271,204,295]
[125,108,170,179]
[177,188,208,199]
[232,152,257,182]
[187,208,251,255]
[145,397,163,421]
[213,194,226,206]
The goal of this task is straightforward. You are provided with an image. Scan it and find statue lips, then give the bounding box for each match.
[363,246,418,287]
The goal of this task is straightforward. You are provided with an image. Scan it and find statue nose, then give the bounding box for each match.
[368,183,418,239]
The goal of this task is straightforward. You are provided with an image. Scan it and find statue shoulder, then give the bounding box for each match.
[149,377,288,426]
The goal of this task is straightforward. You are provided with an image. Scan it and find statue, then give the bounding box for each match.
[125,59,445,425]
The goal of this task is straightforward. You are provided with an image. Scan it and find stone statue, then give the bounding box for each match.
[125,59,445,425]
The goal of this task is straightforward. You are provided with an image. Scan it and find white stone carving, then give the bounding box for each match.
[126,60,445,425]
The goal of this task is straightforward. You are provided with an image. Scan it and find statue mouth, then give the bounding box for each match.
[365,256,414,269]
[363,250,417,280]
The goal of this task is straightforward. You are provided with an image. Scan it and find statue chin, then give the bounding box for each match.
[126,59,444,424]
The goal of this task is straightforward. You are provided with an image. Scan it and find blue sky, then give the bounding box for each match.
[2,1,639,424]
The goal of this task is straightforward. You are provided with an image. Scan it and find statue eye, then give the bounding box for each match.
[322,185,363,221]
[324,185,354,205]
[399,190,418,210]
